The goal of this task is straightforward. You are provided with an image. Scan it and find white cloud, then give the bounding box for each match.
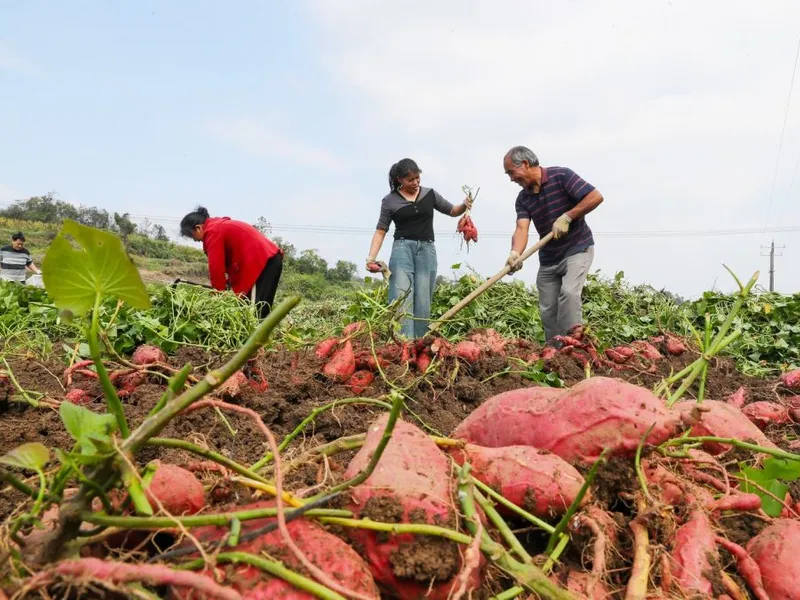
[299,0,800,295]
[0,184,20,204]
[207,117,345,172]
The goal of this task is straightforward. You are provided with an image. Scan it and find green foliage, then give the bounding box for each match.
[60,402,118,456]
[738,457,800,517]
[0,442,50,471]
[42,219,151,316]
[126,235,205,262]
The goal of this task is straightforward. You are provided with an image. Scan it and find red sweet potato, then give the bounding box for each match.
[669,510,718,596]
[604,346,634,364]
[467,329,506,355]
[665,336,687,356]
[429,337,453,358]
[741,401,791,430]
[347,370,374,395]
[676,400,779,454]
[415,349,432,373]
[449,444,587,517]
[780,368,800,391]
[710,493,762,513]
[540,346,558,360]
[322,340,356,383]
[117,371,147,398]
[745,519,800,600]
[64,388,92,405]
[145,463,205,516]
[131,344,167,366]
[631,340,662,360]
[725,386,747,409]
[343,414,480,599]
[314,337,339,360]
[171,501,379,600]
[215,370,247,399]
[454,340,481,363]
[342,321,365,336]
[453,378,680,464]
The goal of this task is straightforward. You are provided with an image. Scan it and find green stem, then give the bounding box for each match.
[471,477,555,534]
[88,295,129,437]
[81,507,353,529]
[318,516,472,544]
[546,449,608,555]
[123,296,300,455]
[250,397,392,472]
[178,551,345,600]
[0,469,37,498]
[542,533,571,575]
[491,588,525,600]
[456,465,575,600]
[660,436,800,461]
[308,391,404,501]
[474,488,531,562]
[148,363,192,417]
[145,438,270,485]
[1,357,42,407]
[635,424,654,502]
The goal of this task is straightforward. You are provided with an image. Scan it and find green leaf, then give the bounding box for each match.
[60,402,119,455]
[0,442,50,470]
[761,457,800,481]
[42,219,151,316]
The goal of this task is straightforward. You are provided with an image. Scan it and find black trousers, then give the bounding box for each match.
[249,254,283,319]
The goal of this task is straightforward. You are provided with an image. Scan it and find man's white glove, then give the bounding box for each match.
[552,213,572,239]
[506,250,522,273]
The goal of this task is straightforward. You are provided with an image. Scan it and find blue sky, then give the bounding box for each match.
[3,0,800,297]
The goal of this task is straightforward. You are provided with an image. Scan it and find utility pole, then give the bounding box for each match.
[760,240,785,292]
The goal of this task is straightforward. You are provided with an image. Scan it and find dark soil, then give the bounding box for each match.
[0,335,796,599]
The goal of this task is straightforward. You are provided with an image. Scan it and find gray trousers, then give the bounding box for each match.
[536,246,594,343]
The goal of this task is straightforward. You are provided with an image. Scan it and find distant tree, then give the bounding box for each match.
[271,236,297,261]
[253,217,273,236]
[0,192,79,223]
[152,224,170,241]
[327,260,357,282]
[76,205,112,229]
[113,212,137,246]
[294,249,328,276]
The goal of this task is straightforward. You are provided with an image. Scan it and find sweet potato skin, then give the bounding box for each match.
[131,344,167,366]
[453,378,679,463]
[669,510,717,595]
[746,518,800,600]
[171,501,379,600]
[676,400,779,454]
[343,415,479,599]
[450,443,587,517]
[741,401,791,429]
[322,340,356,382]
[146,463,205,516]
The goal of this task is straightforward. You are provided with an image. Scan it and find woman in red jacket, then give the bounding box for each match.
[180,206,283,319]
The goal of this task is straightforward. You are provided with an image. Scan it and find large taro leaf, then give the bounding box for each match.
[42,219,150,316]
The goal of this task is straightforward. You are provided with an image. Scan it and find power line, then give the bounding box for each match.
[763,25,800,231]
[3,201,800,238]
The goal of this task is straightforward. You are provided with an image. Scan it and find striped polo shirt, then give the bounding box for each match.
[514,166,595,265]
[0,246,33,282]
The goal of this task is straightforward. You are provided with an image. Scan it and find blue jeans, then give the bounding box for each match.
[388,239,438,338]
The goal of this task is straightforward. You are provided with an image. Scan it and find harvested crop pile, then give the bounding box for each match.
[171,501,380,599]
[342,414,479,599]
[453,377,680,463]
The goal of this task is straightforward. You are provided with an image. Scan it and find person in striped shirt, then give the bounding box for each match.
[0,232,40,283]
[502,146,604,345]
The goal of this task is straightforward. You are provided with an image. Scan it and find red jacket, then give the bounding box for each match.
[202,217,282,295]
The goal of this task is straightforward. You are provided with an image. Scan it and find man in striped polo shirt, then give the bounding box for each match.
[503,146,604,344]
[1,232,40,283]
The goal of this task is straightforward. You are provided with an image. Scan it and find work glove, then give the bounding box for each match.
[366,258,383,273]
[552,213,572,239]
[506,250,522,273]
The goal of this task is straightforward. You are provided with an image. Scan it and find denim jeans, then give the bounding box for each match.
[388,239,438,339]
[536,246,595,343]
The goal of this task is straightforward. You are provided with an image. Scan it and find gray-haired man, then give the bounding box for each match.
[502,146,604,344]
